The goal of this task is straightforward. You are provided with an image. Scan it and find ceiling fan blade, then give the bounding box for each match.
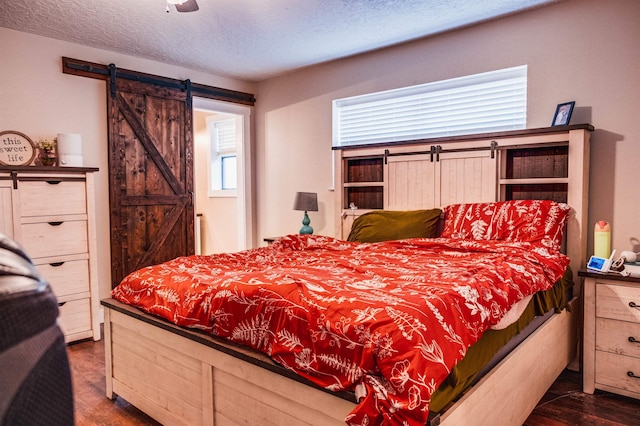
[176,0,199,12]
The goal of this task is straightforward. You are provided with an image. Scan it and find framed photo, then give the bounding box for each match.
[0,131,37,166]
[552,101,575,126]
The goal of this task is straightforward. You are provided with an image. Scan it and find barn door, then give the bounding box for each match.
[108,78,194,287]
[61,57,255,288]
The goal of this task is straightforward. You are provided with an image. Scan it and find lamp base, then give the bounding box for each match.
[299,211,314,234]
[299,226,314,234]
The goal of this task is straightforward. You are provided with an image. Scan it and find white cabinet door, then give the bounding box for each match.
[385,150,497,210]
[385,153,437,210]
[437,150,497,207]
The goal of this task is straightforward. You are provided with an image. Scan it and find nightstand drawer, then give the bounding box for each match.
[36,259,90,300]
[596,317,640,358]
[19,180,87,217]
[596,283,640,323]
[20,220,88,258]
[595,351,640,395]
[58,298,92,339]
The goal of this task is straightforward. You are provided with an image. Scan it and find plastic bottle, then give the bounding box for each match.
[594,220,611,258]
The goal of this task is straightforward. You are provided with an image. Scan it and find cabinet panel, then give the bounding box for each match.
[506,146,568,179]
[595,317,640,358]
[504,183,567,203]
[438,152,497,207]
[35,258,90,300]
[346,157,383,183]
[500,146,569,202]
[18,180,87,216]
[386,154,436,210]
[343,157,384,209]
[20,220,88,258]
[596,283,640,323]
[58,298,93,341]
[345,187,383,210]
[595,351,640,394]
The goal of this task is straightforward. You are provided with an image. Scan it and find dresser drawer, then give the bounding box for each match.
[595,351,640,395]
[58,297,92,339]
[19,180,87,217]
[20,220,88,258]
[36,259,90,300]
[596,317,640,358]
[596,283,640,323]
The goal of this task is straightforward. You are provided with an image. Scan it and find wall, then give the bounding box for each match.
[0,27,254,301]
[254,0,640,256]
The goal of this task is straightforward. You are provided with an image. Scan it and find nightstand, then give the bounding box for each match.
[580,269,640,400]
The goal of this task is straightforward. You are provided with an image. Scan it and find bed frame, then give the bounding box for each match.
[102,125,592,425]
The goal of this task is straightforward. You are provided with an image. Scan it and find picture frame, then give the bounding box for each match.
[551,101,575,126]
[0,130,37,166]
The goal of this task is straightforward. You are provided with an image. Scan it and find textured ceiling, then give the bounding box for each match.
[0,0,559,82]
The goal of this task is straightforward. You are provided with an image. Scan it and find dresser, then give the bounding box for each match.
[581,270,640,399]
[0,166,100,343]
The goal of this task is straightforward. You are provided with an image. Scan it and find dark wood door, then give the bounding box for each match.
[108,78,194,287]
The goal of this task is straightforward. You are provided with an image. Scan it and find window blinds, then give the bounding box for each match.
[213,118,237,153]
[333,65,527,147]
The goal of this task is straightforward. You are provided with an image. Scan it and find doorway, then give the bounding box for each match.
[193,97,252,254]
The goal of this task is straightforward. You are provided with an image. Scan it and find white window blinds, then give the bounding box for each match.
[333,65,527,147]
[213,118,236,154]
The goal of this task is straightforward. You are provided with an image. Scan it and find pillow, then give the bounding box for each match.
[441,200,571,251]
[347,209,442,243]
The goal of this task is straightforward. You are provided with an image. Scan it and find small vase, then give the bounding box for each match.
[40,151,57,166]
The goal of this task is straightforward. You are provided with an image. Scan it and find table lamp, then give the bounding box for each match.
[293,192,318,234]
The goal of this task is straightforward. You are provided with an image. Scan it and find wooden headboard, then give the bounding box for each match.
[333,124,593,287]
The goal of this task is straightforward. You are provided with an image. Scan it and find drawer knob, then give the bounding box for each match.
[46,180,62,185]
[48,221,63,226]
[627,371,640,379]
[50,262,65,267]
[629,301,640,309]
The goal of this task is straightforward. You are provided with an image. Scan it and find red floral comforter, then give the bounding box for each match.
[112,234,569,426]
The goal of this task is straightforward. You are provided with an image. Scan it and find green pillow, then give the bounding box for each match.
[347,209,442,243]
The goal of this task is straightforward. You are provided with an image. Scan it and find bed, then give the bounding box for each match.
[102,127,592,425]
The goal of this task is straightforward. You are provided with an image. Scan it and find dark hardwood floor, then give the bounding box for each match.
[67,338,640,425]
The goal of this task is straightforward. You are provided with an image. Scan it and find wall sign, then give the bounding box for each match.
[0,131,36,166]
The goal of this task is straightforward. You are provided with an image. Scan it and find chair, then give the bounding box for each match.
[0,234,74,426]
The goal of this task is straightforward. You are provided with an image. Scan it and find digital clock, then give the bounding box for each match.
[587,250,616,273]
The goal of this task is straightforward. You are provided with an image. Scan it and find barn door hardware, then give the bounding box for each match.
[185,79,192,109]
[62,57,256,105]
[381,140,498,163]
[109,63,117,97]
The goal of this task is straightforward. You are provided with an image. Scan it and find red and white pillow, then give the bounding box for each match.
[441,200,571,251]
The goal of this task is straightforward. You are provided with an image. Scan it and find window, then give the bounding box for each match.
[333,65,527,147]
[221,155,237,189]
[209,117,237,194]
